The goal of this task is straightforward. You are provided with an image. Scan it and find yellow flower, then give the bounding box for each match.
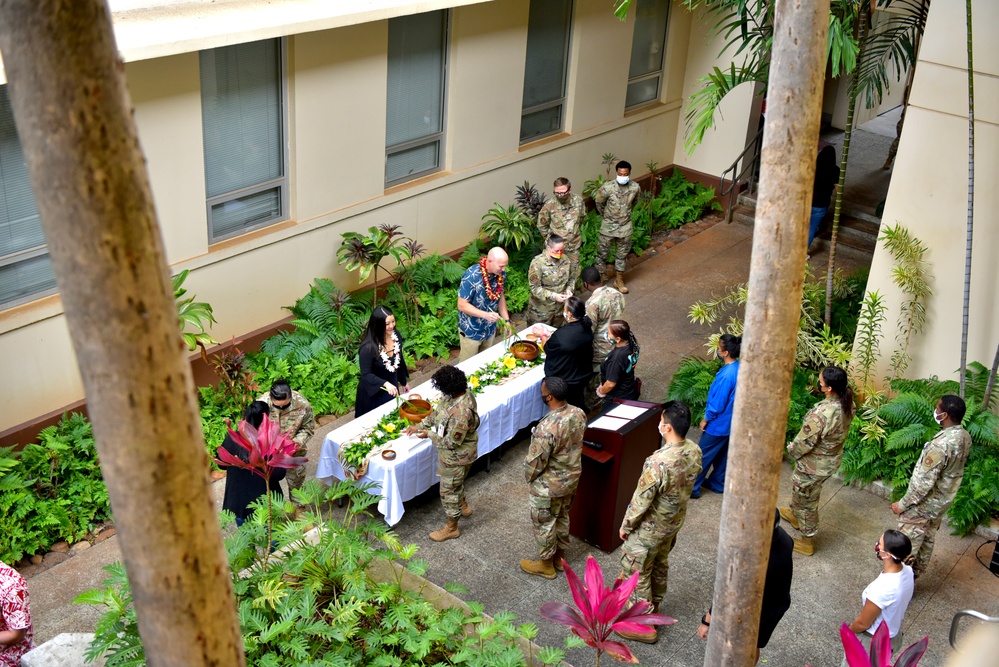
[503,356,517,370]
[384,423,396,433]
[468,375,480,388]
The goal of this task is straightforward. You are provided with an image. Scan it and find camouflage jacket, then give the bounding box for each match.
[585,285,626,365]
[421,391,480,467]
[621,438,702,539]
[787,398,847,476]
[258,390,315,453]
[897,424,972,519]
[594,180,640,238]
[525,403,586,497]
[538,193,585,252]
[528,253,572,318]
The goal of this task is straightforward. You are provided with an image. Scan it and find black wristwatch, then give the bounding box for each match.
[700,613,710,627]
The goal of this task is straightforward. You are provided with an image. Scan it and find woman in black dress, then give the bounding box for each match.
[354,306,410,418]
[543,296,593,410]
[220,401,287,526]
[596,319,640,413]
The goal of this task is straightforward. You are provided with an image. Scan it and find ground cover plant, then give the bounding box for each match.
[78,480,574,667]
[0,413,110,563]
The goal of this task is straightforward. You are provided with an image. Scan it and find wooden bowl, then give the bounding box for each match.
[400,398,433,423]
[382,450,397,461]
[510,340,540,361]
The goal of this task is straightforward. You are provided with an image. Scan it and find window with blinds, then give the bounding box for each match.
[385,10,448,186]
[520,0,573,144]
[0,86,57,310]
[200,38,288,243]
[626,0,670,110]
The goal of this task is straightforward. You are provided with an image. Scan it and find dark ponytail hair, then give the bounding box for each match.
[609,320,640,370]
[719,333,742,359]
[881,529,912,563]
[564,296,592,333]
[821,366,854,420]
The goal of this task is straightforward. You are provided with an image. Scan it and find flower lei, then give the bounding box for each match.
[466,352,544,395]
[479,257,504,301]
[380,331,401,373]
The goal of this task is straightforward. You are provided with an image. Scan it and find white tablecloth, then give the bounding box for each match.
[315,328,549,525]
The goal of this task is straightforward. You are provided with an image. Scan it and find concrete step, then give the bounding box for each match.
[728,197,880,253]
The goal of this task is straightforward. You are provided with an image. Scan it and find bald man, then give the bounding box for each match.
[458,247,512,362]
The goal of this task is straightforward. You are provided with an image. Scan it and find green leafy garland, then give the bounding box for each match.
[339,409,414,470]
[467,351,544,395]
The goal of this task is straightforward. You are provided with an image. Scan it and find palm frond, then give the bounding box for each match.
[684,63,766,154]
[855,0,929,109]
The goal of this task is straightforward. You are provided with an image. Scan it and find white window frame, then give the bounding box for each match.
[625,0,671,111]
[384,10,450,188]
[201,38,289,244]
[520,0,574,144]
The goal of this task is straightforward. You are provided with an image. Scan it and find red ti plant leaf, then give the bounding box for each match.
[214,414,307,481]
[840,623,873,667]
[869,620,892,667]
[540,556,675,664]
[837,621,928,667]
[892,635,928,667]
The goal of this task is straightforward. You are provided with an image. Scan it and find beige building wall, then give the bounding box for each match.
[858,0,998,384]
[671,4,758,178]
[0,0,687,432]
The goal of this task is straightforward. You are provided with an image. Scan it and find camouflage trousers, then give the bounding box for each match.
[789,467,833,537]
[286,448,308,506]
[584,373,605,411]
[898,512,941,578]
[530,493,575,560]
[565,248,581,291]
[620,530,679,607]
[597,233,631,273]
[439,462,472,521]
[527,297,564,327]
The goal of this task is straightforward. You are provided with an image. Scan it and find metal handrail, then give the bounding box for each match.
[949,609,999,650]
[719,126,765,223]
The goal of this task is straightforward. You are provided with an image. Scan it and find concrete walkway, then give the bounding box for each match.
[25,221,997,666]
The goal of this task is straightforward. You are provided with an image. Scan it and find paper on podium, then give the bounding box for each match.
[588,415,629,432]
[606,404,646,420]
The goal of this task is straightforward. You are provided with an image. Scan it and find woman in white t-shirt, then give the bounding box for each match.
[841,530,915,664]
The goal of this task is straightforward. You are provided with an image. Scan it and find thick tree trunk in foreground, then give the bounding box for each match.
[703,1,830,665]
[0,1,245,665]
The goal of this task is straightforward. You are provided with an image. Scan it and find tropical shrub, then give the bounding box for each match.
[79,481,572,667]
[514,181,547,222]
[173,269,217,354]
[840,363,999,534]
[247,347,359,418]
[504,267,531,314]
[0,413,111,563]
[480,204,537,251]
[337,224,418,307]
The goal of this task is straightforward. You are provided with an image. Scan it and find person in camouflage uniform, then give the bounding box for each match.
[780,367,852,555]
[616,401,702,644]
[527,235,572,326]
[538,178,585,288]
[258,378,314,506]
[520,377,586,580]
[406,365,480,543]
[891,394,972,579]
[593,160,640,294]
[581,266,626,410]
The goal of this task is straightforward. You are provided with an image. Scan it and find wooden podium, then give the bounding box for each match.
[569,399,663,552]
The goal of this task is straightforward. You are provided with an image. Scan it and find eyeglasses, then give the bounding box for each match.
[554,189,570,196]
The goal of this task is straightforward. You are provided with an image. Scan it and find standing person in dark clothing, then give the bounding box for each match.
[220,401,287,526]
[596,319,640,412]
[543,296,593,410]
[697,508,793,663]
[809,144,840,251]
[355,305,410,418]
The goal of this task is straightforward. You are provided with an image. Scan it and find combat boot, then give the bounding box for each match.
[606,263,617,278]
[793,535,815,556]
[615,626,658,644]
[460,498,473,517]
[778,506,800,530]
[614,273,629,294]
[520,558,557,579]
[553,547,565,572]
[430,520,460,542]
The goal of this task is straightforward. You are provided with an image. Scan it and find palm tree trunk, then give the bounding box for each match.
[959,0,975,398]
[703,0,830,665]
[825,6,870,325]
[983,342,999,411]
[0,1,245,665]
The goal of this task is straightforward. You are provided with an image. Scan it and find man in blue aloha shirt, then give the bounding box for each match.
[457,247,511,362]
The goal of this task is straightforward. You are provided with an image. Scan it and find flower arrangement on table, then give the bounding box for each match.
[467,351,544,395]
[338,409,413,479]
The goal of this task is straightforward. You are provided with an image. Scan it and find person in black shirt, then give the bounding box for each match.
[596,319,640,413]
[355,305,410,418]
[543,296,593,410]
[808,145,840,251]
[219,401,287,525]
[697,508,793,663]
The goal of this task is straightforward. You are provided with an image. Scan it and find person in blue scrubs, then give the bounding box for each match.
[692,333,741,498]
